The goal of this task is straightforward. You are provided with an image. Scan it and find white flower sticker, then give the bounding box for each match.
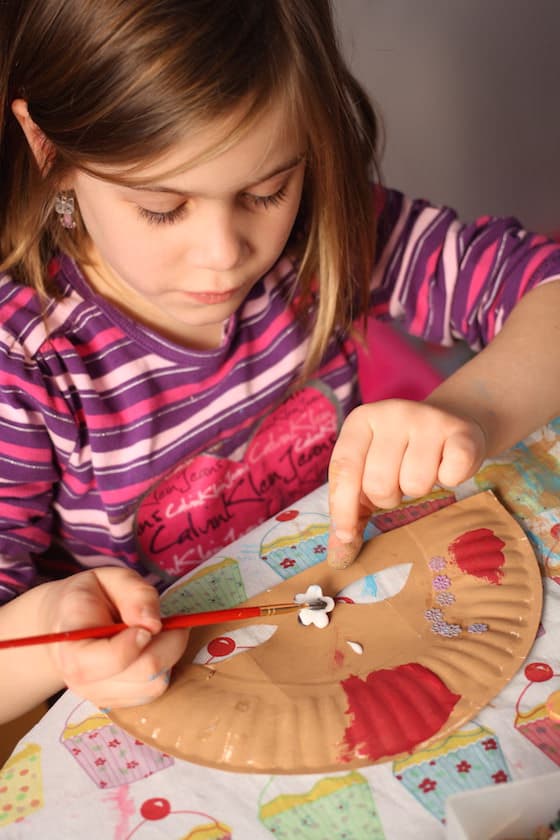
[294,584,335,629]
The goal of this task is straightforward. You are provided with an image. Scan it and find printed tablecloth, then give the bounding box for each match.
[2,420,560,839]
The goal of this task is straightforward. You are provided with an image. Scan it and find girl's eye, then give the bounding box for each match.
[244,185,287,210]
[137,204,187,225]
[136,183,288,224]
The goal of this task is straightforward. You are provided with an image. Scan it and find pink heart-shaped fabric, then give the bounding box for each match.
[135,384,339,580]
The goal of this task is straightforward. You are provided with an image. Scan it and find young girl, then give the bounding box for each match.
[1,0,559,724]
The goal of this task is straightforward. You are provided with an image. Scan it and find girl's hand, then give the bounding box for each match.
[327,399,487,568]
[41,568,189,709]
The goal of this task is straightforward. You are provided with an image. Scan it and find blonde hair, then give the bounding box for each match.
[0,0,380,376]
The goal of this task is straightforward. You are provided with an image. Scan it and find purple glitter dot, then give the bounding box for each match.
[436,591,456,606]
[425,608,443,621]
[432,575,451,591]
[429,556,446,571]
[432,620,461,637]
[467,623,489,634]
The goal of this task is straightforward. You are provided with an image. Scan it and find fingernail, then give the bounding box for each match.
[334,528,355,544]
[136,628,152,649]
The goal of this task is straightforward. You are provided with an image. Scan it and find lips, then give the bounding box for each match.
[183,286,244,304]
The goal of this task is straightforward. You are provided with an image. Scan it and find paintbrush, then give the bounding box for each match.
[0,599,328,649]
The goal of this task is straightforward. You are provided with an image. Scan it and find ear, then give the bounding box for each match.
[11,98,56,174]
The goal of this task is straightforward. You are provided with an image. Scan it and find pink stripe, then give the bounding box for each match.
[102,476,157,505]
[0,439,54,463]
[409,248,440,334]
[50,326,125,357]
[462,240,499,331]
[0,481,51,499]
[0,501,44,519]
[85,306,295,430]
[0,571,24,585]
[2,370,70,414]
[84,381,197,430]
[0,524,49,545]
[1,285,35,319]
[518,243,559,298]
[489,242,559,340]
[58,527,123,559]
[61,472,93,495]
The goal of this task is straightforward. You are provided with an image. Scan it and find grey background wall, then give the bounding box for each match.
[334,0,560,232]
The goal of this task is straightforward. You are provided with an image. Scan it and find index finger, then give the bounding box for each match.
[328,407,372,542]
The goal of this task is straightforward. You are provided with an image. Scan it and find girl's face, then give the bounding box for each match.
[68,102,306,349]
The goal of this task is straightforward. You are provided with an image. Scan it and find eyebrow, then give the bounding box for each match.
[125,154,306,195]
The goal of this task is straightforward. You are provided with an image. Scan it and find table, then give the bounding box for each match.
[2,420,560,839]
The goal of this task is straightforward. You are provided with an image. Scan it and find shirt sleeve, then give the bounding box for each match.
[0,336,63,605]
[370,186,560,349]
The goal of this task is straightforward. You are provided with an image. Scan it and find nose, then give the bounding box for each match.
[189,203,246,272]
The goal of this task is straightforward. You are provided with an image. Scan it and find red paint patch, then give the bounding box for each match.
[340,662,460,762]
[333,649,345,667]
[448,528,506,584]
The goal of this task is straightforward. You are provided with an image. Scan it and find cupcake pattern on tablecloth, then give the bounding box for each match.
[160,556,247,616]
[60,702,173,788]
[192,624,278,665]
[260,510,329,579]
[124,797,231,839]
[527,511,560,585]
[471,418,560,582]
[515,661,560,766]
[0,743,44,828]
[392,723,510,823]
[259,772,385,839]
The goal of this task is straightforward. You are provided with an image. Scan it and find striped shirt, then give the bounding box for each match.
[1,187,559,603]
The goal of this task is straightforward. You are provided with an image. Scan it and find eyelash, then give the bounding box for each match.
[247,185,287,210]
[137,185,288,226]
[137,204,188,226]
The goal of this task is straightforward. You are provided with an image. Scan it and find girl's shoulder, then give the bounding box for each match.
[0,270,50,354]
[0,258,78,355]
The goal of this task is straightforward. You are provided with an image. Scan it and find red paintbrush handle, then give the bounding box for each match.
[0,605,266,649]
[160,606,262,630]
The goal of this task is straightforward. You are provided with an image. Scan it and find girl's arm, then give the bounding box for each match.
[0,567,189,724]
[327,278,560,568]
[0,582,69,720]
[424,277,560,456]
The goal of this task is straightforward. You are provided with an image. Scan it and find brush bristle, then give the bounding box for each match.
[308,598,328,610]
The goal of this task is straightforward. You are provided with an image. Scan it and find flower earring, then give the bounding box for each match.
[54,191,76,230]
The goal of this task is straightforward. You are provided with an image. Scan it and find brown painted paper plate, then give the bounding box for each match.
[110,491,542,773]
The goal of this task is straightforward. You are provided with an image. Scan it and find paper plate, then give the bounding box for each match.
[111,491,542,773]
